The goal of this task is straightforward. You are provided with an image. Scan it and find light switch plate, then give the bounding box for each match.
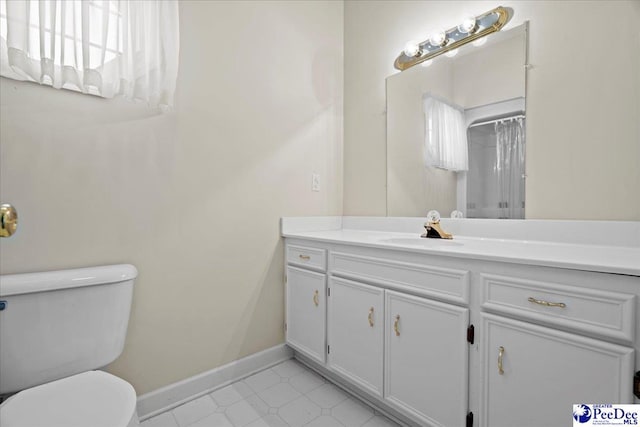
[312,173,320,192]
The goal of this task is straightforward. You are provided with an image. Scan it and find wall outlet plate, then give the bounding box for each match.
[312,173,320,192]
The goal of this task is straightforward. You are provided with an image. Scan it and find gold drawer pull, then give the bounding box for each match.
[528,296,566,308]
[368,307,374,327]
[299,254,311,261]
[393,315,400,336]
[313,290,319,306]
[498,346,505,375]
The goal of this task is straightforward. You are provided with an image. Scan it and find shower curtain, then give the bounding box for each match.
[495,118,526,219]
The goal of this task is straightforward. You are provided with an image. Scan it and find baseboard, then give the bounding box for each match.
[137,344,293,420]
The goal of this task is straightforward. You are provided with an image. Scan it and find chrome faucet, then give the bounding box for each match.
[420,210,453,239]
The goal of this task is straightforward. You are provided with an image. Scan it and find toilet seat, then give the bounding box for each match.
[0,370,139,427]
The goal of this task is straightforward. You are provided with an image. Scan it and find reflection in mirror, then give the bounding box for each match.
[387,23,527,219]
[466,111,525,218]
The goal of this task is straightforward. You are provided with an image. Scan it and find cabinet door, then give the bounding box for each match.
[286,266,326,364]
[385,290,469,427]
[328,277,384,397]
[481,313,635,427]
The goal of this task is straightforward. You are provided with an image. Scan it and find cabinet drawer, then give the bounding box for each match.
[330,251,470,304]
[287,244,326,271]
[481,274,636,342]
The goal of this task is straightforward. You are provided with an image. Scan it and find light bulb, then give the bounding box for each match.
[445,49,458,58]
[472,37,487,47]
[403,40,421,57]
[429,31,447,47]
[458,16,477,34]
[450,210,464,219]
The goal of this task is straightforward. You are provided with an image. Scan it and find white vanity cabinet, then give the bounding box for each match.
[327,277,384,397]
[479,271,637,427]
[285,266,326,364]
[285,244,328,364]
[283,233,640,427]
[481,313,634,427]
[385,290,469,427]
[286,239,474,426]
[325,276,470,425]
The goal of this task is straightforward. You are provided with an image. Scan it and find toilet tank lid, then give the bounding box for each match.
[0,264,138,297]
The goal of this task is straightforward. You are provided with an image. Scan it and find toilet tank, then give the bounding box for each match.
[0,264,137,394]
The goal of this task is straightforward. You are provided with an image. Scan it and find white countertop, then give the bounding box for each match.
[282,217,640,276]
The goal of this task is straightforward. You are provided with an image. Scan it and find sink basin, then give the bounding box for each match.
[380,237,464,247]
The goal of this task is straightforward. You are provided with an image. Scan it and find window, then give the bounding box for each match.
[423,95,469,172]
[0,0,179,110]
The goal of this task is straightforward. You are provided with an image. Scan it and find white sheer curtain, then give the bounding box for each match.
[0,0,179,110]
[423,95,468,171]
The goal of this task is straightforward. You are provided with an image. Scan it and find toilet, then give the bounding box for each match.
[0,264,140,427]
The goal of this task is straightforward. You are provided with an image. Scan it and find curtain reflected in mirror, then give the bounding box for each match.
[467,116,525,219]
[423,95,468,172]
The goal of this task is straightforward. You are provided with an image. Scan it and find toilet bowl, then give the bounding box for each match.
[0,265,140,427]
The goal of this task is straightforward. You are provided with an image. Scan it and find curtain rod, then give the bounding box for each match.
[468,114,525,129]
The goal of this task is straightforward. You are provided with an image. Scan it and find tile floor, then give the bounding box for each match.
[141,359,401,427]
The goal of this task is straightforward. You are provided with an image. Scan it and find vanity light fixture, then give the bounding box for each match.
[394,6,511,71]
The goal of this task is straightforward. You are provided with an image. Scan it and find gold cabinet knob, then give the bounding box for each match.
[313,290,320,307]
[498,346,505,375]
[394,315,401,336]
[0,204,17,238]
[368,307,375,327]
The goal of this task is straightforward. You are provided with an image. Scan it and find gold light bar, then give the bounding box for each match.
[394,6,511,71]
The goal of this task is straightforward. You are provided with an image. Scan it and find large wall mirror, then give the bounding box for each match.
[386,23,528,219]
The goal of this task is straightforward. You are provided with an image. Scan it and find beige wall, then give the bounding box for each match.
[344,1,640,220]
[0,1,343,394]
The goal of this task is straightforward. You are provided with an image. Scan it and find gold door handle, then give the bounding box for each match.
[528,296,566,308]
[498,346,505,375]
[299,255,311,261]
[313,290,319,307]
[368,307,374,327]
[0,204,18,238]
[393,315,400,336]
